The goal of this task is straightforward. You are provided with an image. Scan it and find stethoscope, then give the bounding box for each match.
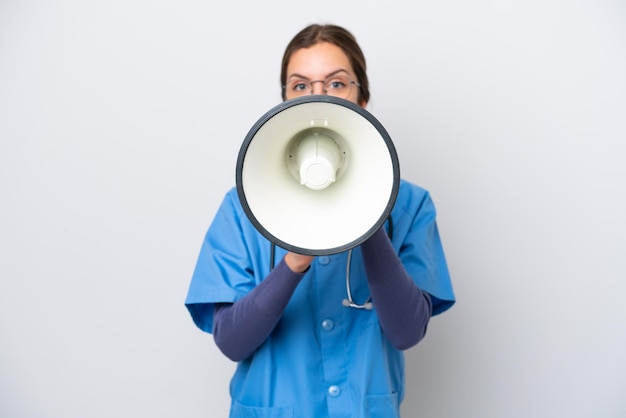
[269,216,393,310]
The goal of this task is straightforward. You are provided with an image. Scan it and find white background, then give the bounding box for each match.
[1,1,625,417]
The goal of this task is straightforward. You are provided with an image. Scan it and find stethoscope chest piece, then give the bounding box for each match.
[343,249,373,310]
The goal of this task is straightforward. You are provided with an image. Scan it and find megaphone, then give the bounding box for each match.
[236,95,400,256]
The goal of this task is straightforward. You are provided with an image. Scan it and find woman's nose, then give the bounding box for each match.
[310,80,326,95]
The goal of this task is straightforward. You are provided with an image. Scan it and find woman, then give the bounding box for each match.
[185,23,455,418]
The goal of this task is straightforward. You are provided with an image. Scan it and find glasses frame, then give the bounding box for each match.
[283,73,361,100]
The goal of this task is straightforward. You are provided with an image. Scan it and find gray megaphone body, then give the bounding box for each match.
[236,95,400,256]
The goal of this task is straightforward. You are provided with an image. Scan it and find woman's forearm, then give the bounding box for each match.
[360,227,433,350]
[212,258,305,361]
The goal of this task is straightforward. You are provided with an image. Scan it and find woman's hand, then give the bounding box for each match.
[284,252,314,273]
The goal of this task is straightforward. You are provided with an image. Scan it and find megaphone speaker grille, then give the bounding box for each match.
[236,95,400,256]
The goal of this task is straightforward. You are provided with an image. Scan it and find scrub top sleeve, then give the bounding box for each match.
[185,190,258,333]
[400,190,455,316]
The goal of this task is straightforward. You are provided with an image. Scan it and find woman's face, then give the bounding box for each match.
[285,42,365,107]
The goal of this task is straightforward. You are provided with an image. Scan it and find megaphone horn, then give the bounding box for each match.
[236,95,400,256]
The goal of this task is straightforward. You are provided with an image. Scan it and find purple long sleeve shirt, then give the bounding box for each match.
[213,227,432,361]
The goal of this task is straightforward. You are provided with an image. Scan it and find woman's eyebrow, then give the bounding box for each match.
[286,69,350,81]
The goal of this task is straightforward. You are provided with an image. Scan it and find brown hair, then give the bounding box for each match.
[280,24,370,104]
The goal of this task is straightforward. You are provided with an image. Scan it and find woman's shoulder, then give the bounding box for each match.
[392,179,439,221]
[220,186,244,212]
[397,179,432,204]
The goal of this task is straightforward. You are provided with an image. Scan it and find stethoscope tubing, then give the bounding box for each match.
[269,216,393,310]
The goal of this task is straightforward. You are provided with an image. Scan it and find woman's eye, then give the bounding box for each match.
[327,80,347,90]
[294,82,308,91]
[287,80,310,92]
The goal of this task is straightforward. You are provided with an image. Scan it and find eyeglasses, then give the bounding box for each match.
[283,73,361,99]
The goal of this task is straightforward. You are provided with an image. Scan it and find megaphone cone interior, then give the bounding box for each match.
[288,128,346,191]
[236,95,400,256]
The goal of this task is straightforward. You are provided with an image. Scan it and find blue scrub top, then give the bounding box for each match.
[186,179,455,418]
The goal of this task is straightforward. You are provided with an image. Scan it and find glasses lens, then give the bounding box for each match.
[285,78,311,98]
[324,74,354,99]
